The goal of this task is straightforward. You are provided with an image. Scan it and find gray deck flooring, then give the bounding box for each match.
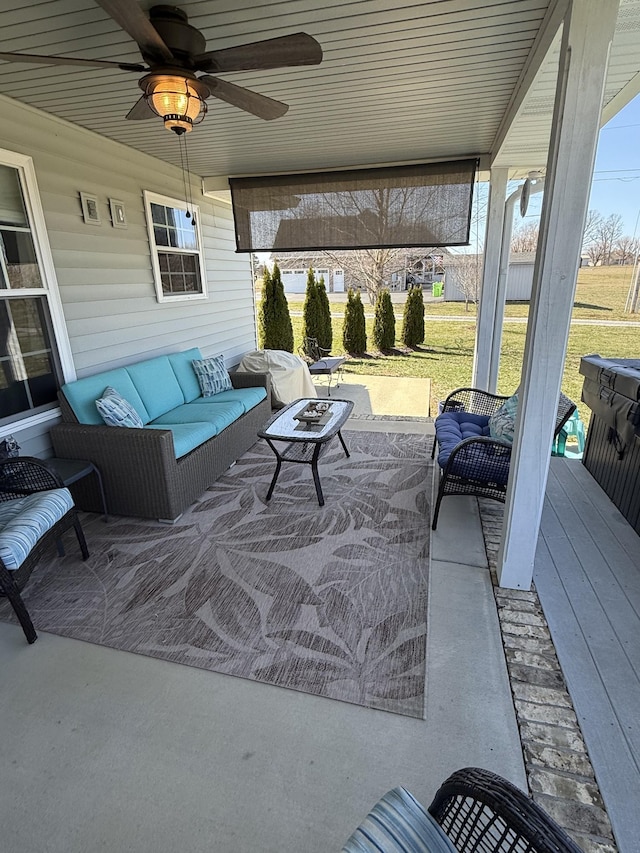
[534,458,640,853]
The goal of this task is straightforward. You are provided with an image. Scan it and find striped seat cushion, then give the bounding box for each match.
[342,787,457,853]
[0,488,74,571]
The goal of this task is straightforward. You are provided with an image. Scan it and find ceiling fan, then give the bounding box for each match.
[0,1,323,133]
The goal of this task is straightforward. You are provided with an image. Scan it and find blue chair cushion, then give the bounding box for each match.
[435,411,490,466]
[342,787,457,853]
[435,411,511,486]
[0,488,74,571]
[188,386,267,413]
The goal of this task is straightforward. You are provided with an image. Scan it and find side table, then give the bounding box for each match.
[45,457,109,522]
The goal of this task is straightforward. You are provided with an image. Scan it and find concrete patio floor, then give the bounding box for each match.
[0,413,526,853]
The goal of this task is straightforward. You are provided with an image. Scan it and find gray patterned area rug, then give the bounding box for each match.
[1,431,433,718]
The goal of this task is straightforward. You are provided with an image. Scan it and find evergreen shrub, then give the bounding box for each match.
[373,288,395,351]
[258,262,294,352]
[401,286,425,346]
[342,289,367,354]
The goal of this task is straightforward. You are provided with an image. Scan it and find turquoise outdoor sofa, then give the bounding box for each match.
[49,348,271,522]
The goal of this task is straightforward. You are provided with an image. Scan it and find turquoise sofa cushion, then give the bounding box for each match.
[62,369,150,425]
[151,400,244,433]
[167,348,203,403]
[126,356,184,420]
[0,488,74,570]
[144,422,218,459]
[189,386,267,413]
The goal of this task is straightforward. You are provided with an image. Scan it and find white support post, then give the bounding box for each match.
[472,167,508,390]
[488,179,545,391]
[497,0,619,589]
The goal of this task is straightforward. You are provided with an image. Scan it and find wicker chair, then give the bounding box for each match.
[0,457,89,644]
[431,388,576,530]
[298,336,346,395]
[343,767,583,853]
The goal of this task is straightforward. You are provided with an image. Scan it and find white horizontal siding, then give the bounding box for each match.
[1,97,256,449]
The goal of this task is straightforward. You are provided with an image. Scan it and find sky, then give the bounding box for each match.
[518,92,640,239]
[588,93,640,236]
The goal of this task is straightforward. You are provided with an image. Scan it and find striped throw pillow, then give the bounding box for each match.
[191,355,233,397]
[95,386,143,428]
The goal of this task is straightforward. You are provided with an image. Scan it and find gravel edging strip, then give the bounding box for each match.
[478,498,618,853]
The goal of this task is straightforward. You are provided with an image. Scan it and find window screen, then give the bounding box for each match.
[229,160,477,252]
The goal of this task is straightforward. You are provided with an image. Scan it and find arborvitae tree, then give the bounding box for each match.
[373,288,395,351]
[316,275,333,352]
[303,267,321,342]
[342,288,367,355]
[258,262,294,352]
[401,286,425,347]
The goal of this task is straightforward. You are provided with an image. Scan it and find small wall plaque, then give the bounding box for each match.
[109,198,127,229]
[80,192,101,225]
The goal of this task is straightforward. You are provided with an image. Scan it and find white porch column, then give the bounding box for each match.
[497,0,619,589]
[472,167,508,390]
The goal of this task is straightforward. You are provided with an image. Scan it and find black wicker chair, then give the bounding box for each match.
[0,457,89,644]
[342,767,583,852]
[431,388,576,530]
[429,767,583,853]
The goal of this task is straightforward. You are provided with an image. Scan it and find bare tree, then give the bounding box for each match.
[448,253,482,311]
[582,209,603,250]
[320,247,407,304]
[598,213,624,265]
[510,222,539,253]
[614,235,639,266]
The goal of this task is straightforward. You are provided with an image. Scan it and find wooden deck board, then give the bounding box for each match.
[534,459,640,853]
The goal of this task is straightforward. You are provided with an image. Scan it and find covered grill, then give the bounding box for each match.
[580,355,640,535]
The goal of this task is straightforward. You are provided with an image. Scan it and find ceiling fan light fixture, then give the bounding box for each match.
[142,73,208,133]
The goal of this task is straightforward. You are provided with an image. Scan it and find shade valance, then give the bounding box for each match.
[229,159,477,252]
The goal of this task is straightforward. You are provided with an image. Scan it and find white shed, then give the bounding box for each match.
[444,253,536,302]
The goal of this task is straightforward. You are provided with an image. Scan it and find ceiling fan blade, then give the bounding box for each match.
[200,76,288,121]
[94,0,174,64]
[125,96,155,121]
[0,50,144,71]
[195,32,322,73]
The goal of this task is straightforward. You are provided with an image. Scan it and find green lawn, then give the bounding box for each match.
[286,265,638,414]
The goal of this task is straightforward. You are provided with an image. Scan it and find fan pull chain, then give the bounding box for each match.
[183,132,196,227]
[177,132,196,228]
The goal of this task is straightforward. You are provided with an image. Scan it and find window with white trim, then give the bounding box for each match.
[0,156,69,426]
[144,191,207,303]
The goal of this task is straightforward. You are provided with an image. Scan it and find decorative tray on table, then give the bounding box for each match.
[293,400,332,425]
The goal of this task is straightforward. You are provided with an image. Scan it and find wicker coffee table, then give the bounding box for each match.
[258,398,354,506]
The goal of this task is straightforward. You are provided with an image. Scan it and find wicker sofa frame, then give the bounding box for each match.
[0,457,89,644]
[50,371,272,522]
[428,767,583,852]
[431,387,576,530]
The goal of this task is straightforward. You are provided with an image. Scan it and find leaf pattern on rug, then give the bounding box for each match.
[0,431,433,718]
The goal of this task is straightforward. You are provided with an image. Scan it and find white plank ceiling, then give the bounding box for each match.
[0,0,638,180]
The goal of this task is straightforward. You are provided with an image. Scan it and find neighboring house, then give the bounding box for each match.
[274,249,446,293]
[0,100,256,458]
[273,255,344,293]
